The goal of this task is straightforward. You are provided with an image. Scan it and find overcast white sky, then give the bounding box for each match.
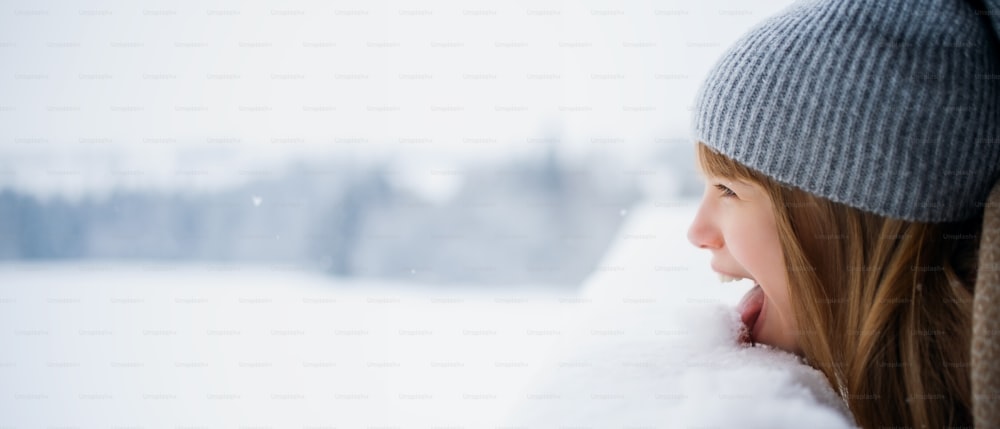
[0,0,794,196]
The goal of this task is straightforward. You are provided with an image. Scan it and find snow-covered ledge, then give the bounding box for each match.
[502,200,857,428]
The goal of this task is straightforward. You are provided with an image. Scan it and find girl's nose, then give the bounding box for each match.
[687,203,722,250]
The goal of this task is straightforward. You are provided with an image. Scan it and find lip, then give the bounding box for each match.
[711,265,746,280]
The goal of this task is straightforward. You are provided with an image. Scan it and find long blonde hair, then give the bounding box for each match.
[696,142,980,428]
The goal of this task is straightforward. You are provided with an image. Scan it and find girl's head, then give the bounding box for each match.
[688,0,999,427]
[687,143,800,354]
[689,142,981,428]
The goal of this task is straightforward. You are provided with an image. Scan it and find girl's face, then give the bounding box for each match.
[686,173,802,355]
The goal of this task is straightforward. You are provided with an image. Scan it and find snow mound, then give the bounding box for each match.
[502,201,857,428]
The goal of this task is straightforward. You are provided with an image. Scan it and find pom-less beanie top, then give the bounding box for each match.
[692,0,1000,223]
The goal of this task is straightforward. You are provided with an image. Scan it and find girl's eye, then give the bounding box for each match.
[714,183,737,198]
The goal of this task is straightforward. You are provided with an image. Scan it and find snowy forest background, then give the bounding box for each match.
[0,142,701,285]
[0,0,794,287]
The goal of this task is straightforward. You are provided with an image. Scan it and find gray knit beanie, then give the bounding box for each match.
[692,0,1000,223]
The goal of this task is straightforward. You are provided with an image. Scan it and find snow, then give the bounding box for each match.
[0,265,572,427]
[0,200,856,427]
[503,200,857,428]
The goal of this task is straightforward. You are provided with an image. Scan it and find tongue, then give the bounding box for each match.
[736,284,764,341]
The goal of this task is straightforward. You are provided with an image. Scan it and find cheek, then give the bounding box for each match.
[725,212,795,328]
[724,216,784,282]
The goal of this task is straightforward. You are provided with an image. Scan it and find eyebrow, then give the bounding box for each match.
[701,173,748,187]
[694,167,752,187]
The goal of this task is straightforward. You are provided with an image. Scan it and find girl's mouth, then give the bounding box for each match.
[736,284,765,344]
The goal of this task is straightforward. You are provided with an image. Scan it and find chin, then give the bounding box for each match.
[758,332,803,356]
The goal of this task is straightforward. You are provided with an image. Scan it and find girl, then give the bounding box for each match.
[686,0,999,427]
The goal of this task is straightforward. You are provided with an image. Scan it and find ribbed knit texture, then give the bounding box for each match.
[692,0,1000,223]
